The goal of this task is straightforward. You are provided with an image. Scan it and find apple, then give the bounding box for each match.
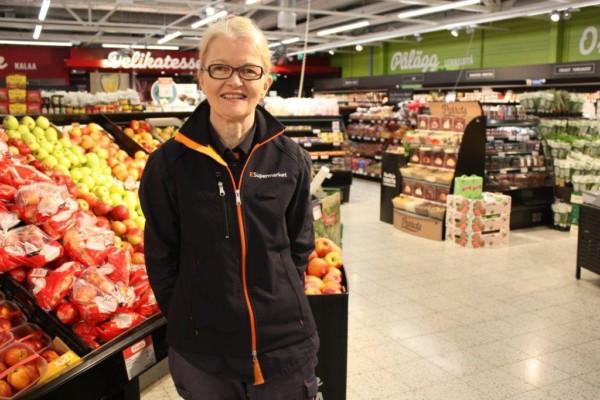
[76,199,90,212]
[8,366,33,390]
[323,267,342,284]
[132,252,145,264]
[134,151,146,160]
[126,229,143,246]
[321,280,342,294]
[0,306,13,320]
[0,361,5,374]
[123,219,138,233]
[21,339,42,352]
[56,303,79,325]
[41,349,59,363]
[315,238,336,258]
[307,257,329,278]
[0,380,12,397]
[308,250,318,262]
[324,251,343,269]
[4,347,29,367]
[304,275,324,291]
[8,268,26,283]
[96,216,111,230]
[3,115,19,131]
[21,116,35,130]
[305,288,321,295]
[22,364,39,381]
[110,204,130,221]
[45,127,58,142]
[110,220,127,236]
[92,201,112,217]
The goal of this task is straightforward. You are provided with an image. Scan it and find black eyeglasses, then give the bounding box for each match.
[201,64,264,81]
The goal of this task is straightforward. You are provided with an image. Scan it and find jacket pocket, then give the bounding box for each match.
[281,253,306,324]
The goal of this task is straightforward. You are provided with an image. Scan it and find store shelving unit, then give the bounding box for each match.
[484,119,554,229]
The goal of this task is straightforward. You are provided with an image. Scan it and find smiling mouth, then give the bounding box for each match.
[221,94,247,100]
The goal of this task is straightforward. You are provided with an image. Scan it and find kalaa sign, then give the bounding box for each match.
[103,51,201,70]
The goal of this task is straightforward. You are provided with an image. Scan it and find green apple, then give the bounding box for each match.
[85,153,100,168]
[42,155,58,169]
[76,182,90,194]
[96,148,109,160]
[70,168,83,182]
[81,175,95,189]
[54,142,63,152]
[41,141,54,153]
[29,142,40,152]
[110,193,123,205]
[89,123,101,133]
[74,146,85,155]
[56,164,69,174]
[80,167,92,177]
[36,116,50,130]
[59,138,72,148]
[17,125,30,136]
[6,130,21,140]
[35,148,49,160]
[110,182,125,195]
[33,127,46,141]
[20,116,35,130]
[58,157,71,170]
[22,132,35,144]
[3,115,19,130]
[94,185,109,199]
[68,153,80,167]
[45,127,58,142]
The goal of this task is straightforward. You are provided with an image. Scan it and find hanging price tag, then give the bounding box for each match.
[122,336,156,381]
[520,167,528,173]
[304,143,312,147]
[312,205,322,221]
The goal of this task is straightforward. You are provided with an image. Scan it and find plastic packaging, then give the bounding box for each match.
[0,342,48,399]
[0,226,63,271]
[30,262,82,312]
[97,312,144,342]
[62,223,115,267]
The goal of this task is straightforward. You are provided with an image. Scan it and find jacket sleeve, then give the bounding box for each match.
[286,148,315,279]
[139,148,180,320]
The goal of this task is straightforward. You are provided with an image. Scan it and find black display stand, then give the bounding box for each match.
[380,152,408,224]
[576,204,600,279]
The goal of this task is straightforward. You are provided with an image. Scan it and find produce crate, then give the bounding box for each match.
[307,267,348,400]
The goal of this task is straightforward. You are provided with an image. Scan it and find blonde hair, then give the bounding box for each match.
[199,16,272,73]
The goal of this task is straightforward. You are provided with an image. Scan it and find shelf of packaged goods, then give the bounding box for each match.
[406,162,455,172]
[414,129,464,135]
[486,166,547,174]
[486,150,541,157]
[351,153,382,160]
[486,136,541,143]
[487,120,539,128]
[348,117,409,123]
[299,142,343,151]
[402,176,453,189]
[352,171,381,181]
[399,193,447,207]
[486,184,554,192]
[348,135,402,144]
[394,208,445,223]
[309,151,347,161]
[285,129,319,137]
[478,101,520,105]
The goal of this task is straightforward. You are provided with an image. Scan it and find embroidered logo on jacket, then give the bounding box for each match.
[249,171,288,179]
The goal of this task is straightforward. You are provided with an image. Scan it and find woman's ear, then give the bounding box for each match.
[263,74,273,97]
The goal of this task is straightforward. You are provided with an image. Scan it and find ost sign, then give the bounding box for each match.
[579,25,600,56]
[390,49,474,73]
[104,51,201,70]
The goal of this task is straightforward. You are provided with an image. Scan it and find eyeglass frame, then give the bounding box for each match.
[200,63,265,81]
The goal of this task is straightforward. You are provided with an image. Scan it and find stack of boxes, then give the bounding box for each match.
[3,74,41,115]
[446,175,511,248]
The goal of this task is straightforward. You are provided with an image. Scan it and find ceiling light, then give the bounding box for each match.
[146,45,179,50]
[451,28,460,37]
[33,25,42,40]
[414,33,422,42]
[397,0,480,20]
[131,44,146,49]
[205,6,215,16]
[0,39,71,47]
[328,50,335,55]
[317,20,370,36]
[102,43,131,49]
[246,0,260,4]
[190,9,227,29]
[550,11,561,22]
[38,0,51,21]
[355,44,363,51]
[465,25,475,34]
[268,42,281,48]
[157,31,182,44]
[563,9,572,20]
[282,37,300,44]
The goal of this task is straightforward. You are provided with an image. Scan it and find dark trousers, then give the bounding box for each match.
[168,347,318,400]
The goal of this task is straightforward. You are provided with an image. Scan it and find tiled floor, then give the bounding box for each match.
[141,179,600,399]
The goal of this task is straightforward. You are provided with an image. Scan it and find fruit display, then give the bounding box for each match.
[152,125,177,143]
[0,135,159,351]
[122,120,161,153]
[3,115,147,249]
[304,238,345,295]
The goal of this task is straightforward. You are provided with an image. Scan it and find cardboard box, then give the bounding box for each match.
[6,74,27,89]
[447,193,511,217]
[27,90,41,103]
[27,102,41,114]
[8,103,27,115]
[446,210,509,233]
[446,228,509,248]
[8,89,26,103]
[393,208,443,241]
[453,175,483,199]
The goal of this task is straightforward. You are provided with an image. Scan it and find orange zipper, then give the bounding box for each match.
[222,130,284,386]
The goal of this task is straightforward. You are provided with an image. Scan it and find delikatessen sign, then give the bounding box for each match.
[103,51,201,70]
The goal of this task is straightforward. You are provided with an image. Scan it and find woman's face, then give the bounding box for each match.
[199,35,272,125]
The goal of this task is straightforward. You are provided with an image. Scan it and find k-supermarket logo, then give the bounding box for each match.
[249,171,288,179]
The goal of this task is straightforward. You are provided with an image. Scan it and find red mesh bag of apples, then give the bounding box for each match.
[0,225,63,272]
[14,183,79,240]
[0,342,48,399]
[0,203,19,233]
[0,158,51,189]
[62,220,115,268]
[29,261,84,312]
[96,312,144,342]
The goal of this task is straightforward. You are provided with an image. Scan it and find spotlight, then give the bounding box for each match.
[355,44,363,51]
[550,11,560,22]
[328,50,335,55]
[563,9,572,20]
[465,25,475,35]
[414,33,422,42]
[450,28,459,37]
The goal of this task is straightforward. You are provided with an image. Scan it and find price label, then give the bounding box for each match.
[532,151,539,156]
[500,168,509,174]
[498,152,506,158]
[487,136,494,141]
[313,129,321,134]
[311,155,318,160]
[122,336,156,381]
[303,143,312,147]
[331,121,340,132]
[312,205,323,221]
[321,155,329,160]
[521,168,528,173]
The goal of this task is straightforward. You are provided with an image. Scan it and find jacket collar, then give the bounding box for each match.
[178,100,285,147]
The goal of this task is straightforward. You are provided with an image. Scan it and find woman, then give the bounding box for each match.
[139,16,319,400]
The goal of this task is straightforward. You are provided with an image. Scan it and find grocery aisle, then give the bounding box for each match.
[142,180,600,400]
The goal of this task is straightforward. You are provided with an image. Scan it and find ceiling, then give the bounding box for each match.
[0,0,596,54]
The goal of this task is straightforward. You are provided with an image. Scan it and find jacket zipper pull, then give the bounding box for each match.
[235,189,242,205]
[218,181,226,197]
[252,350,265,385]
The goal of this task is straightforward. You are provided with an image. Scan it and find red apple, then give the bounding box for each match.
[0,380,12,397]
[56,303,79,325]
[324,251,343,269]
[304,275,324,291]
[41,350,59,363]
[315,238,335,258]
[92,201,112,217]
[8,267,26,283]
[111,220,127,236]
[308,250,318,262]
[323,268,342,284]
[132,252,145,265]
[4,347,28,367]
[8,366,33,390]
[123,219,138,233]
[307,257,329,278]
[110,204,129,221]
[95,216,111,230]
[126,229,143,246]
[321,280,343,294]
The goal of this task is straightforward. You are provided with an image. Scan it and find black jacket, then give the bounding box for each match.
[139,101,317,384]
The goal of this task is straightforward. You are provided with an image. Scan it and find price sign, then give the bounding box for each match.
[122,336,156,381]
